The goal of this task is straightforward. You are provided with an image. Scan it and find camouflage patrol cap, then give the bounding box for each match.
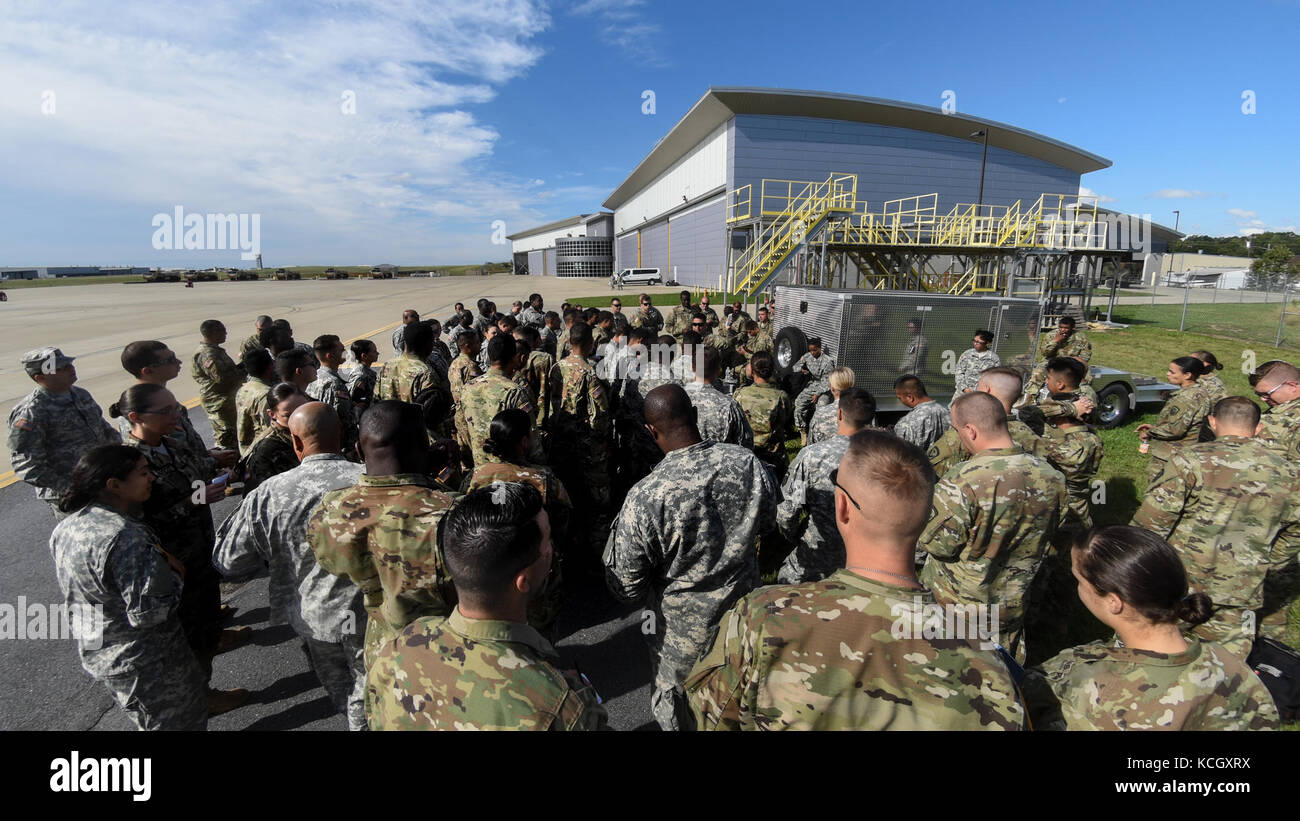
[21,347,75,375]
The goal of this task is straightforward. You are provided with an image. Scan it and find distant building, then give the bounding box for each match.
[0,266,150,280]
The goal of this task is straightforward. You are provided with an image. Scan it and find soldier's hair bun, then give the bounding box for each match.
[108,402,123,418]
[1174,592,1214,626]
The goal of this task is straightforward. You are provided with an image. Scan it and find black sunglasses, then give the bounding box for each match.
[829,468,860,511]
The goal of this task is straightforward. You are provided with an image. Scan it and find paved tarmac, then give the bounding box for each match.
[0,274,664,731]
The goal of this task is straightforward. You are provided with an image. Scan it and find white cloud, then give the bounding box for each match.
[1227,208,1257,218]
[1147,189,1212,199]
[1058,97,1067,103]
[0,1,562,263]
[1078,186,1116,204]
[569,0,667,66]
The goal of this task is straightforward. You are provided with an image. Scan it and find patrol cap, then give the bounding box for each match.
[21,347,75,375]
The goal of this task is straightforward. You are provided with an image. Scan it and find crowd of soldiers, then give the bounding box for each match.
[6,288,1298,731]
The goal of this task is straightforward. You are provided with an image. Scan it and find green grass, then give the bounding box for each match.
[565,289,749,309]
[0,274,146,289]
[1108,301,1300,351]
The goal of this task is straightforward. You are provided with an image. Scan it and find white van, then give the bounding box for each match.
[618,267,662,285]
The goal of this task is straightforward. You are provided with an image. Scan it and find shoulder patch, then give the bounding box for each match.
[13,418,35,432]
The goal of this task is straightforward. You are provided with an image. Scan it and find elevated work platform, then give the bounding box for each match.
[725,173,1124,305]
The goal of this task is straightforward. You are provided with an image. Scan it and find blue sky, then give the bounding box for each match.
[1,0,1296,266]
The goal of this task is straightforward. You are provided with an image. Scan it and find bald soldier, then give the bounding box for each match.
[918,392,1067,662]
[776,388,876,584]
[605,384,780,731]
[214,403,368,728]
[1132,397,1300,658]
[892,375,949,450]
[306,401,457,667]
[687,429,1027,731]
[928,367,1038,477]
[366,483,608,731]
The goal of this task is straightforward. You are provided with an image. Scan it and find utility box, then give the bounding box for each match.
[770,286,1042,414]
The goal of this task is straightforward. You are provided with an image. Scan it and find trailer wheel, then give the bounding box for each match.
[774,326,808,378]
[1096,383,1131,429]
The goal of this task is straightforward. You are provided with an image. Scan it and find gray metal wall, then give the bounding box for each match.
[639,221,670,274]
[729,114,1081,214]
[586,216,612,238]
[668,199,726,287]
[527,249,543,277]
[616,232,638,271]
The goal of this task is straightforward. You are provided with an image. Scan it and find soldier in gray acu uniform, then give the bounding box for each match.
[683,346,753,448]
[605,385,780,731]
[306,335,360,456]
[50,445,208,730]
[214,403,368,729]
[793,338,836,435]
[893,375,950,450]
[777,389,877,584]
[951,330,1000,403]
[9,347,121,516]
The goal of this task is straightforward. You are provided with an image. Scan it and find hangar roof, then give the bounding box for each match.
[603,86,1112,210]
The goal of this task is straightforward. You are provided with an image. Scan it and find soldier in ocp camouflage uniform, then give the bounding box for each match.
[9,347,121,516]
[731,320,772,388]
[306,401,458,669]
[687,571,1027,730]
[191,321,243,450]
[733,351,793,474]
[664,291,696,340]
[1022,316,1092,399]
[919,392,1067,662]
[239,315,272,363]
[1023,637,1279,730]
[630,294,664,334]
[52,472,208,731]
[367,485,607,731]
[459,336,536,469]
[951,330,1000,403]
[1138,358,1214,485]
[449,331,484,465]
[549,324,611,563]
[513,327,555,429]
[605,384,780,731]
[1252,360,1300,460]
[1132,397,1300,657]
[236,349,276,455]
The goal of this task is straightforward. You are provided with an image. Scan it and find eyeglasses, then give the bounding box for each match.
[139,406,181,417]
[1256,381,1292,399]
[829,468,860,511]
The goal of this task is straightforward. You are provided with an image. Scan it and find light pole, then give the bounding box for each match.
[1165,209,1181,286]
[970,130,990,209]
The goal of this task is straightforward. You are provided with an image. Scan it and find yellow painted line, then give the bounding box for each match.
[345,321,402,346]
[0,470,16,490]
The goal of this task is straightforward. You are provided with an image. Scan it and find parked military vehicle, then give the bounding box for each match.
[272,268,301,281]
[143,270,182,283]
[226,268,258,281]
[769,285,1175,426]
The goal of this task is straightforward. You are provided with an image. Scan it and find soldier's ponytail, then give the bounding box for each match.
[108,383,169,420]
[58,445,146,514]
[483,408,531,460]
[1072,525,1214,627]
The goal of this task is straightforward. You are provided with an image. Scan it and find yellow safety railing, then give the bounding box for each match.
[727,185,752,223]
[732,173,858,295]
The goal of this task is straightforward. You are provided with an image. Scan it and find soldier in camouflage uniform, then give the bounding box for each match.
[724,301,751,339]
[688,429,1026,731]
[239,315,272,363]
[306,334,360,456]
[1138,356,1214,485]
[306,401,458,668]
[697,293,720,331]
[893,375,950,450]
[549,323,611,564]
[50,444,209,730]
[1132,397,1300,657]
[807,367,856,445]
[114,384,247,691]
[9,347,122,517]
[377,321,451,438]
[683,346,753,448]
[631,294,664,334]
[664,290,696,340]
[240,386,308,493]
[755,306,774,340]
[449,330,484,464]
[1022,525,1279,730]
[391,309,420,354]
[214,403,368,728]
[1022,316,1092,400]
[459,334,536,470]
[513,326,555,430]
[605,384,780,730]
[927,367,1039,478]
[776,389,877,584]
[1249,361,1300,639]
[236,349,276,455]
[793,338,836,436]
[730,319,772,389]
[733,351,794,475]
[518,293,546,330]
[919,392,1067,662]
[951,330,1000,403]
[190,320,242,450]
[897,318,931,376]
[367,484,608,730]
[344,339,379,412]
